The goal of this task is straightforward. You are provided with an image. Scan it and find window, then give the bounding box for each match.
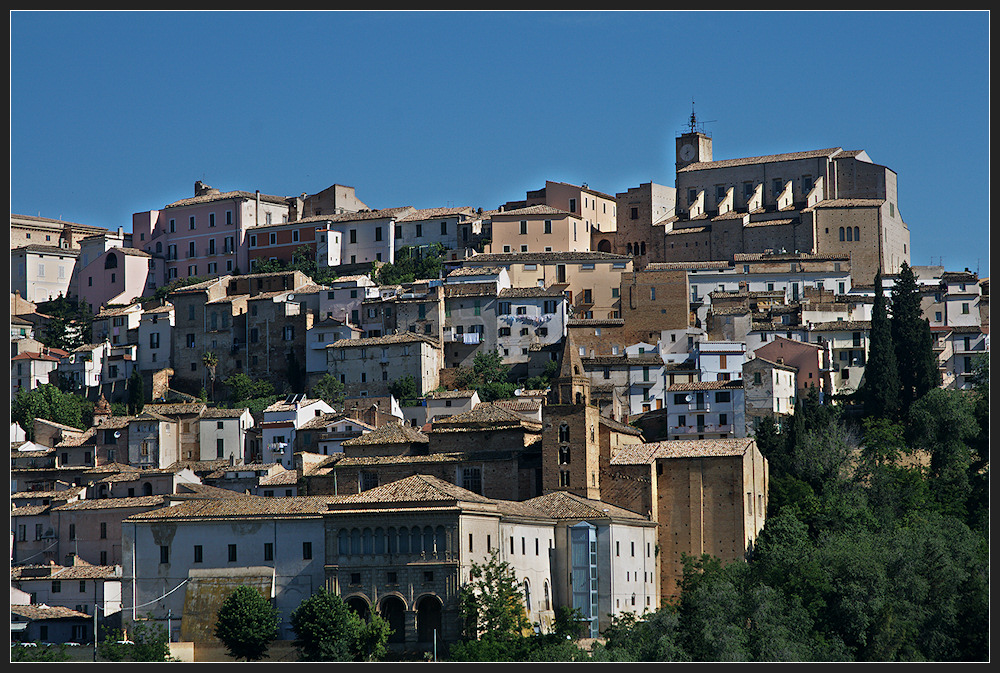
[52,580,62,593]
[303,541,313,560]
[69,524,76,540]
[264,543,274,561]
[100,522,107,539]
[715,391,731,403]
[228,544,238,562]
[160,545,169,564]
[194,545,203,563]
[461,467,483,495]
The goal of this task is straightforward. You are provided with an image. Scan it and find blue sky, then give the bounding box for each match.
[10,10,991,277]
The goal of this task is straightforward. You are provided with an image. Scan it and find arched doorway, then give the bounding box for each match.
[597,239,612,252]
[380,595,406,644]
[416,595,443,644]
[346,595,370,622]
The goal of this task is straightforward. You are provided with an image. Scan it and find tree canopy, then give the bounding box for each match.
[289,589,391,662]
[213,586,280,661]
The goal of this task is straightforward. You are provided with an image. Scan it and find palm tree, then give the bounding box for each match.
[202,351,219,402]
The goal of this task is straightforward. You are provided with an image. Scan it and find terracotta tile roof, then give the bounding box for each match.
[447,266,505,277]
[262,398,327,413]
[524,490,650,521]
[52,495,167,511]
[11,604,91,621]
[258,469,299,487]
[610,438,757,465]
[125,494,341,520]
[164,190,287,209]
[494,204,573,217]
[330,473,493,506]
[329,333,439,349]
[809,320,871,331]
[426,389,478,400]
[143,402,207,416]
[199,407,251,418]
[11,563,121,581]
[11,351,62,362]
[341,422,429,447]
[443,282,496,298]
[678,147,844,172]
[10,504,52,516]
[429,403,542,431]
[497,286,565,298]
[397,206,475,221]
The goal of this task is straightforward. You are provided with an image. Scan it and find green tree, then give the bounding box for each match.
[11,384,93,439]
[890,262,938,415]
[127,368,145,415]
[98,618,171,662]
[36,294,93,351]
[214,586,280,661]
[388,374,417,402]
[523,358,560,391]
[907,387,978,522]
[455,349,516,402]
[310,373,345,407]
[374,243,446,285]
[289,589,391,661]
[459,549,530,642]
[201,351,219,401]
[858,270,900,418]
[11,643,71,662]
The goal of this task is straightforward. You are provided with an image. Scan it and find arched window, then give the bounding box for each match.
[854,227,860,242]
[374,527,385,554]
[155,242,162,254]
[105,252,118,269]
[350,528,361,555]
[422,526,434,554]
[435,526,446,555]
[338,529,350,555]
[559,423,570,442]
[410,526,421,554]
[397,527,409,554]
[640,241,646,256]
[362,528,374,554]
[386,527,397,554]
[543,581,550,610]
[523,580,531,614]
[626,243,633,255]
[839,227,845,241]
[846,227,853,242]
[142,482,153,496]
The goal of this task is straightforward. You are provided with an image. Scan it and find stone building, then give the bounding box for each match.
[606,437,768,600]
[656,122,910,285]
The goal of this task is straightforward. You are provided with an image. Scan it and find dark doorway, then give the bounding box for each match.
[380,595,406,644]
[416,595,443,644]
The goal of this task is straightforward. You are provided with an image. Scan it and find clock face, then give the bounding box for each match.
[680,143,695,162]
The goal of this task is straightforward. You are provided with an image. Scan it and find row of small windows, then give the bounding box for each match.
[839,226,861,242]
[167,211,235,232]
[161,541,313,564]
[336,526,448,556]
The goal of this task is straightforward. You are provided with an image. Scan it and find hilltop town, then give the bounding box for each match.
[10,122,989,661]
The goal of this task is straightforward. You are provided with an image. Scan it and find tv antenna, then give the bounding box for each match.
[686,99,715,136]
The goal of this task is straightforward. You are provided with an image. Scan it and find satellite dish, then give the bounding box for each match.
[113,431,121,439]
[685,394,693,403]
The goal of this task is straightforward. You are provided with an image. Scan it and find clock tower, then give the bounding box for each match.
[675,108,713,171]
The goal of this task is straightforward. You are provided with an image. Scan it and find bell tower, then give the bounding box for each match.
[676,105,713,171]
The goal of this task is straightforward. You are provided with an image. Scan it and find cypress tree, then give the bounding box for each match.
[890,262,927,415]
[860,270,900,418]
